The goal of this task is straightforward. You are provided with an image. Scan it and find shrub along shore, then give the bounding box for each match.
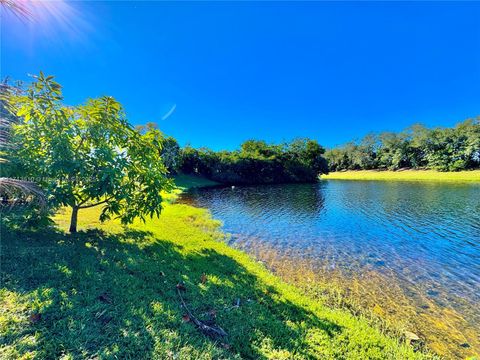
[0,178,436,360]
[321,169,480,182]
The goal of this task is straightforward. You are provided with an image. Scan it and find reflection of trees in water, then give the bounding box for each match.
[190,182,327,220]
[330,181,479,239]
[386,182,473,217]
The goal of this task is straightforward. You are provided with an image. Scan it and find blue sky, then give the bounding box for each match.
[2,1,479,150]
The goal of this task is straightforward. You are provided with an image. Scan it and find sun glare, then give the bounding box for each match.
[3,0,91,43]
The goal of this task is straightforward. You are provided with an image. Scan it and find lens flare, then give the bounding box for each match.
[2,0,93,44]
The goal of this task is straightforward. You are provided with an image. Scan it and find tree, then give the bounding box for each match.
[160,136,181,174]
[179,145,201,174]
[6,73,173,232]
[461,118,480,168]
[136,122,181,174]
[285,138,328,177]
[376,132,409,170]
[240,140,282,158]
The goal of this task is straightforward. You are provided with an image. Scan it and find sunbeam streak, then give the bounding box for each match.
[3,0,93,44]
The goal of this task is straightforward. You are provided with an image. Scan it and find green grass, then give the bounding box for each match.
[0,201,436,359]
[321,169,480,182]
[173,173,220,190]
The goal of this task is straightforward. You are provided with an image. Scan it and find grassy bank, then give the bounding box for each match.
[0,202,434,359]
[321,170,480,182]
[173,173,220,190]
[175,175,478,358]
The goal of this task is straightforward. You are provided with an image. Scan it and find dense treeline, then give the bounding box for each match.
[325,119,480,172]
[178,139,329,184]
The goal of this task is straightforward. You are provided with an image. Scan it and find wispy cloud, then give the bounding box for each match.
[161,104,177,121]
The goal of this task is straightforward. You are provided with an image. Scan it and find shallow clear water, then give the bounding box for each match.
[182,180,480,356]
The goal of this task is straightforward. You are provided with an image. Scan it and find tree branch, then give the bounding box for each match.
[78,197,113,209]
[176,287,228,339]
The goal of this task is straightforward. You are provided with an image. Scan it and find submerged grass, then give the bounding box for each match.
[0,196,436,358]
[321,170,480,182]
[244,243,480,359]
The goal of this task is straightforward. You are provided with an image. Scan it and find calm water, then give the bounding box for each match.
[182,180,480,356]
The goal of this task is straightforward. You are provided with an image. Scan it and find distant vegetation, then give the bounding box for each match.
[173,118,480,186]
[179,139,329,184]
[135,125,330,186]
[325,119,480,172]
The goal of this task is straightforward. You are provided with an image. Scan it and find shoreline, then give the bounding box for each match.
[321,170,480,183]
[176,176,479,358]
[0,178,434,359]
[233,240,479,359]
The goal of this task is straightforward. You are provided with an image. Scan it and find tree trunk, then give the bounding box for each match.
[69,206,79,233]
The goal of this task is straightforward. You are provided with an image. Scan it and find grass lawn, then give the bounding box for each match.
[321,170,480,183]
[1,193,436,359]
[173,173,220,190]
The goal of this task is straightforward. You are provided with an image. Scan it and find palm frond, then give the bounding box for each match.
[0,178,45,208]
[0,82,45,207]
[0,0,32,20]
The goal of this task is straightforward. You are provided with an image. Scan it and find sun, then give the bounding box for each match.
[2,0,90,43]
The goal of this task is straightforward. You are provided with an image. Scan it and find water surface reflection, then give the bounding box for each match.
[182,181,480,358]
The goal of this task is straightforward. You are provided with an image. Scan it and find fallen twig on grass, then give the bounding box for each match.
[176,287,228,339]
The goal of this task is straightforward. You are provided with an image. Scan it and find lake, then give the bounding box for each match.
[181,180,480,358]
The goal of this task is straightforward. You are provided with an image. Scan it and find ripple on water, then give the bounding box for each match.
[181,181,480,358]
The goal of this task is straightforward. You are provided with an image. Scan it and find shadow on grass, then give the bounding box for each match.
[1,226,342,359]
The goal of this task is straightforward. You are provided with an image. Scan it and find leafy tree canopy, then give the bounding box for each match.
[325,119,480,172]
[179,138,328,184]
[5,72,173,232]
